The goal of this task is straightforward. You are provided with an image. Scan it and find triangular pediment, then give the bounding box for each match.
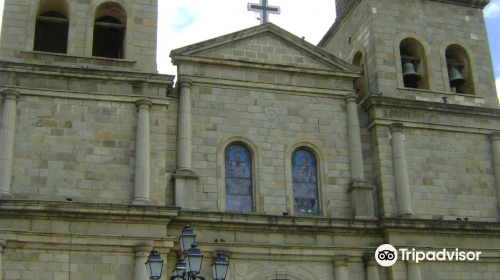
[171,23,361,75]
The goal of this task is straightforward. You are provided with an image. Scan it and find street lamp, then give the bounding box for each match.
[145,249,164,280]
[180,225,196,253]
[170,225,229,280]
[212,252,229,280]
[144,226,229,280]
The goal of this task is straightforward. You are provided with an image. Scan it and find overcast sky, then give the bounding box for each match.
[0,0,499,98]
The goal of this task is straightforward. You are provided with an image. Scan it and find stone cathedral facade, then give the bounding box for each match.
[0,0,499,279]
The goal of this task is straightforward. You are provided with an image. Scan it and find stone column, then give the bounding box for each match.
[407,261,422,280]
[491,132,500,217]
[134,246,152,280]
[174,78,198,209]
[132,99,154,205]
[345,94,375,219]
[390,123,413,217]
[0,239,6,280]
[363,254,379,280]
[333,255,350,280]
[0,90,20,198]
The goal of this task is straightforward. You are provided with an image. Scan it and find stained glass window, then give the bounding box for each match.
[225,144,253,212]
[292,149,319,215]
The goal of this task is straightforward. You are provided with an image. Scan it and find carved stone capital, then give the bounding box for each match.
[332,255,350,266]
[134,245,153,258]
[344,93,358,103]
[178,77,193,88]
[0,239,6,251]
[363,253,378,266]
[1,89,21,100]
[390,122,404,132]
[135,99,153,109]
[490,132,500,142]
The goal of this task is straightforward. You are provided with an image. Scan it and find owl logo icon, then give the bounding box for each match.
[375,244,398,267]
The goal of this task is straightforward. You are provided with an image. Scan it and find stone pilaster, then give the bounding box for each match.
[390,123,414,217]
[491,132,500,217]
[0,239,6,280]
[0,90,20,198]
[134,246,153,280]
[333,255,350,280]
[363,254,379,280]
[345,94,375,219]
[345,94,365,180]
[407,260,422,280]
[132,99,154,205]
[174,78,198,209]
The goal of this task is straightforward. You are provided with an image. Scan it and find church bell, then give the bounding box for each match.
[402,61,422,85]
[448,67,466,88]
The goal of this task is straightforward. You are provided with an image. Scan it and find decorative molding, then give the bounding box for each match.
[429,0,489,9]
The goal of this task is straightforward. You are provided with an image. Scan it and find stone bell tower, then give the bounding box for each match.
[318,1,500,279]
[0,0,159,72]
[319,0,498,106]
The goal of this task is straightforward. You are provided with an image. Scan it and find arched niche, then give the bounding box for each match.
[33,0,70,54]
[352,50,368,101]
[399,38,429,89]
[393,33,434,91]
[445,44,475,94]
[92,2,127,59]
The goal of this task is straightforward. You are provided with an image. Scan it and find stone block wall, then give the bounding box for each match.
[405,129,497,221]
[8,95,169,205]
[421,262,500,279]
[0,0,159,72]
[3,248,135,280]
[369,124,497,221]
[190,83,353,216]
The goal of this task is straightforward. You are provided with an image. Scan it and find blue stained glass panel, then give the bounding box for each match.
[292,149,319,215]
[225,144,253,212]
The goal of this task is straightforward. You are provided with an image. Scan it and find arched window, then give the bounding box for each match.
[34,0,70,54]
[92,2,126,59]
[225,144,253,212]
[352,51,367,100]
[445,44,474,94]
[400,38,429,89]
[292,149,319,215]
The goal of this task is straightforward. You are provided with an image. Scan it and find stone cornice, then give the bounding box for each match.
[0,59,175,86]
[174,211,380,234]
[0,86,171,107]
[172,56,360,79]
[430,0,490,9]
[173,212,500,236]
[361,96,500,118]
[379,218,500,235]
[0,200,180,223]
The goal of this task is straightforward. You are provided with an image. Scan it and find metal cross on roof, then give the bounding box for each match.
[247,0,281,24]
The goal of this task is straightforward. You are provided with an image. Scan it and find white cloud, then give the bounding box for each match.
[496,78,500,102]
[484,1,500,18]
[157,0,337,75]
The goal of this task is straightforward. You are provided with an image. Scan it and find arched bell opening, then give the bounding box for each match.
[399,38,429,90]
[445,44,474,94]
[352,51,367,101]
[34,0,70,54]
[92,2,127,59]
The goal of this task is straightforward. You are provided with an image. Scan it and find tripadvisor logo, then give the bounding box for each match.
[375,244,482,267]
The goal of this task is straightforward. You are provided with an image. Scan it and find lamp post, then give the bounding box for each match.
[145,249,164,280]
[145,225,229,280]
